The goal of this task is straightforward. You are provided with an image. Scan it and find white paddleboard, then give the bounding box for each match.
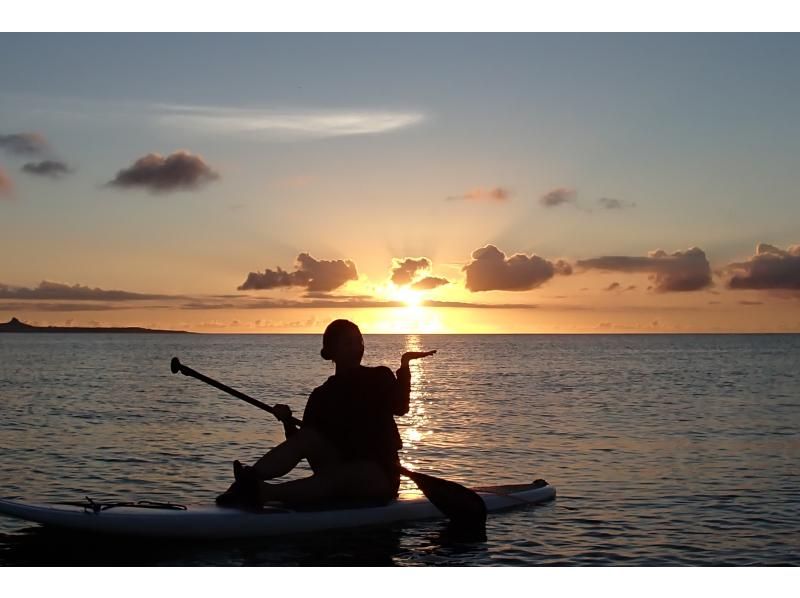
[0,481,555,539]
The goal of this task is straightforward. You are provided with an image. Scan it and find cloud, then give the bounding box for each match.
[412,276,450,290]
[107,151,219,193]
[238,253,358,292]
[605,282,621,291]
[463,245,572,292]
[447,187,510,203]
[180,295,546,311]
[540,188,576,208]
[598,197,636,210]
[22,160,72,178]
[577,247,712,292]
[302,292,374,300]
[0,133,48,156]
[182,297,403,310]
[391,257,431,286]
[0,302,168,312]
[424,300,540,309]
[0,281,175,301]
[157,104,424,139]
[725,243,800,291]
[739,300,764,306]
[390,257,450,290]
[0,167,12,197]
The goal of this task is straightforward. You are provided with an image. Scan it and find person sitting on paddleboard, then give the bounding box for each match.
[217,319,436,508]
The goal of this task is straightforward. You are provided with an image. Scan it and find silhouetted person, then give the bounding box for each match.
[217,319,435,508]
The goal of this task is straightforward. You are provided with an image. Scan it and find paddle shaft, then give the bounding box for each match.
[173,361,303,427]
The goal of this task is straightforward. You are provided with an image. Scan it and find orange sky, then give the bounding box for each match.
[2,35,799,333]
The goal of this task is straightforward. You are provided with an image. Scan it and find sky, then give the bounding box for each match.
[1,33,799,333]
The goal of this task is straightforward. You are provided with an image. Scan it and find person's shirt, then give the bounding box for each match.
[302,365,411,466]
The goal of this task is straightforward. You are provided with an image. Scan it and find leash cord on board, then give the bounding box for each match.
[56,497,188,513]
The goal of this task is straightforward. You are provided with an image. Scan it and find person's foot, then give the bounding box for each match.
[215,486,242,507]
[233,460,262,508]
[214,461,256,507]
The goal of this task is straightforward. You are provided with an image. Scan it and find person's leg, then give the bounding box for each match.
[250,427,340,479]
[259,461,396,508]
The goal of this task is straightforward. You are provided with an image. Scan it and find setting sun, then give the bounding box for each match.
[391,286,425,307]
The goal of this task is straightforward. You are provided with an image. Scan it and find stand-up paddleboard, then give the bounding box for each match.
[0,480,555,539]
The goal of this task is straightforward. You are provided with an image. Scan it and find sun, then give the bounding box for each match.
[391,286,424,307]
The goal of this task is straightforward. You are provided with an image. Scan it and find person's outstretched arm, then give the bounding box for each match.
[392,350,437,416]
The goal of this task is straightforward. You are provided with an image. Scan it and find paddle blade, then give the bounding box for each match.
[400,467,487,528]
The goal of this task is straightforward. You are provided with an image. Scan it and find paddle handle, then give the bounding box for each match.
[170,357,303,427]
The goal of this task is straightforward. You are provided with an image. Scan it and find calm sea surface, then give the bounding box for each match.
[0,333,798,566]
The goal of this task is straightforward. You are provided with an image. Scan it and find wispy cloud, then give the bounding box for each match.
[180,297,404,310]
[0,167,13,197]
[412,276,449,290]
[0,132,49,156]
[0,302,173,312]
[540,187,576,208]
[155,103,425,139]
[22,160,72,178]
[598,197,636,210]
[179,297,542,310]
[447,187,510,203]
[0,94,424,141]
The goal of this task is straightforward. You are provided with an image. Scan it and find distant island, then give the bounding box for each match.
[0,317,193,334]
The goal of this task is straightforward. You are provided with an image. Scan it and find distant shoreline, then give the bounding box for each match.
[0,317,193,334]
[1,318,797,335]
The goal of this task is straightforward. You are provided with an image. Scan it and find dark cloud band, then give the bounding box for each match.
[0,281,176,301]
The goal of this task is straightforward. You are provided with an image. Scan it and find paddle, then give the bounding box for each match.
[170,356,487,527]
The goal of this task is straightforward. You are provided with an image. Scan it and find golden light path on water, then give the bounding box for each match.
[398,333,432,498]
[365,305,446,334]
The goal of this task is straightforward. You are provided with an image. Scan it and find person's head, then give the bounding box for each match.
[320,319,364,366]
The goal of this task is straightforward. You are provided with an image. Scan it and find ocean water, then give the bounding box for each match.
[0,333,798,566]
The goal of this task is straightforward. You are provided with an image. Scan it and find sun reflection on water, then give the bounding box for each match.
[397,334,437,497]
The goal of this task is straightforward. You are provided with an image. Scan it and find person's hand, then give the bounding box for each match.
[401,350,437,368]
[272,404,293,424]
